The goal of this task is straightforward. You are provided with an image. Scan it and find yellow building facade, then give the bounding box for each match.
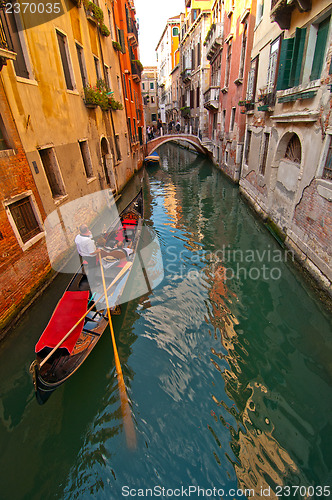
[0,0,139,217]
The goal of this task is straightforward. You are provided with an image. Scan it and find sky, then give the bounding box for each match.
[134,0,184,66]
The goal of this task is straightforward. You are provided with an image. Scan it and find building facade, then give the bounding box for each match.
[0,78,51,333]
[239,0,332,291]
[204,0,256,181]
[0,0,146,332]
[142,66,158,128]
[112,0,145,156]
[156,15,181,126]
[179,0,213,137]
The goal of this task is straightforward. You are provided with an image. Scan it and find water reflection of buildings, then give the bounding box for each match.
[204,259,330,498]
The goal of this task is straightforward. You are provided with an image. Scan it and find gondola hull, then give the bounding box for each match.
[30,190,143,404]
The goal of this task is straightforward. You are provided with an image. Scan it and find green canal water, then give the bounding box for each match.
[0,143,331,500]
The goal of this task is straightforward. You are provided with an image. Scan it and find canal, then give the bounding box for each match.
[0,142,331,500]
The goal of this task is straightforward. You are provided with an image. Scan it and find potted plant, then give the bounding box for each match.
[109,97,123,110]
[112,40,122,52]
[180,106,191,118]
[84,0,104,24]
[100,24,110,37]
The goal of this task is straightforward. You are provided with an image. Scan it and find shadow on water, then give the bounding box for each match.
[0,142,331,499]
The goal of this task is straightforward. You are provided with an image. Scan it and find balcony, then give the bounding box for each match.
[131,60,142,82]
[270,0,311,29]
[0,11,17,70]
[127,18,138,47]
[203,86,220,111]
[181,68,192,83]
[205,23,223,62]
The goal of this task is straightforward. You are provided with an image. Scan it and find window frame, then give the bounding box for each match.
[56,29,76,91]
[4,191,45,250]
[38,146,67,200]
[78,139,94,179]
[75,42,88,88]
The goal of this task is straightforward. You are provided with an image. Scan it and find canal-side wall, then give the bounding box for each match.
[237,0,332,296]
[0,81,52,337]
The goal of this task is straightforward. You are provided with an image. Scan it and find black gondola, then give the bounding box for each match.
[30,190,143,405]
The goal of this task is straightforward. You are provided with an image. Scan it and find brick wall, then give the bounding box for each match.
[0,81,51,333]
[293,180,332,260]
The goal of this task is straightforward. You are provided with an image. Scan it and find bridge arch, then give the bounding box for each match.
[146,134,210,157]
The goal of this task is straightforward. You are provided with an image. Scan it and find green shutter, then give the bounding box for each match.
[310,17,330,81]
[289,27,306,87]
[118,29,126,54]
[276,37,294,90]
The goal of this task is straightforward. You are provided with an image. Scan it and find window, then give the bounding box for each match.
[150,82,154,90]
[94,56,102,82]
[39,147,66,198]
[266,37,280,93]
[107,9,113,38]
[190,89,194,108]
[238,24,247,80]
[196,87,200,107]
[76,44,88,88]
[4,11,30,78]
[246,57,259,101]
[222,109,226,132]
[114,134,122,161]
[142,82,145,90]
[310,17,330,81]
[0,116,10,150]
[7,195,42,244]
[191,47,195,70]
[224,42,232,87]
[133,118,137,141]
[127,118,133,142]
[322,137,332,180]
[260,132,270,175]
[104,65,110,89]
[256,0,264,26]
[285,134,301,163]
[277,17,330,90]
[197,42,201,66]
[138,127,143,146]
[172,27,179,37]
[128,78,133,101]
[117,28,126,53]
[56,31,74,90]
[151,96,155,103]
[244,129,252,165]
[79,140,94,178]
[151,113,157,121]
[122,73,128,99]
[230,107,236,132]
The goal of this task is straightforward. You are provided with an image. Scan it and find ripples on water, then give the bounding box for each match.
[0,143,331,500]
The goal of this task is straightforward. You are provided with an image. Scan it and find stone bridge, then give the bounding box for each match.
[146,134,210,157]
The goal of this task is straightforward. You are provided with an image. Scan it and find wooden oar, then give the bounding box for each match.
[98,251,137,450]
[39,261,133,369]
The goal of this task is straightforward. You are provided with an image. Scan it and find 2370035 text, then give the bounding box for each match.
[275,485,330,497]
[5,2,61,14]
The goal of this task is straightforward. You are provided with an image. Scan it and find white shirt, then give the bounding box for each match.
[75,234,96,257]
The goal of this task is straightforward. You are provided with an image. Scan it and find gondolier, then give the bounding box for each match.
[75,224,98,284]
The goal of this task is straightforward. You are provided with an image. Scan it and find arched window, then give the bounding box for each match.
[172,27,179,37]
[285,133,301,163]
